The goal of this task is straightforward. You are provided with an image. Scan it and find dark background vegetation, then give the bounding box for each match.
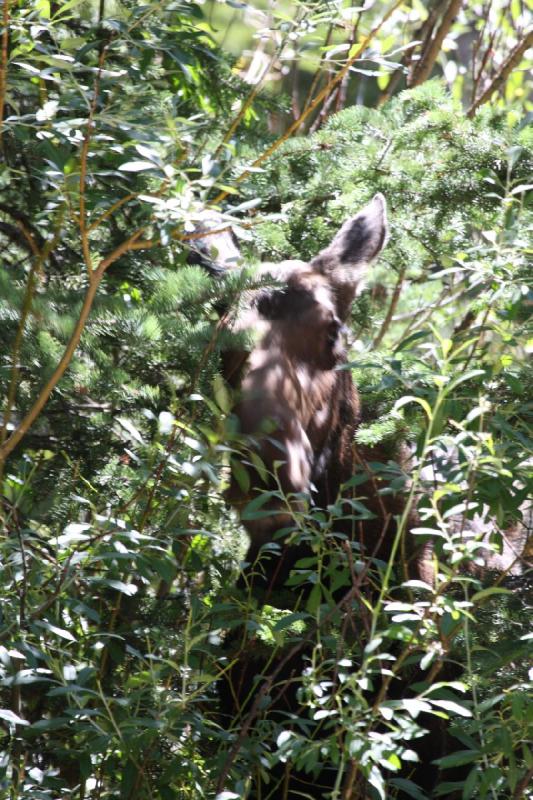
[0,1,531,798]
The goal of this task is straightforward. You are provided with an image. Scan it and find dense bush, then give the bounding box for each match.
[0,1,531,799]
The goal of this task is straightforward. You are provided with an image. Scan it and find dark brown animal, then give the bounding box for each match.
[195,195,418,594]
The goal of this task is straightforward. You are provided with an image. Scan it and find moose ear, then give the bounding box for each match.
[311,193,388,318]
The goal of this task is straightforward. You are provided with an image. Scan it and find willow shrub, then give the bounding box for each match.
[0,7,531,794]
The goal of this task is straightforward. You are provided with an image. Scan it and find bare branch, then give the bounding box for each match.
[0,0,10,151]
[468,30,533,116]
[409,0,463,88]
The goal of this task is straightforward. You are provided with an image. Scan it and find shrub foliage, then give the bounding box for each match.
[0,2,531,799]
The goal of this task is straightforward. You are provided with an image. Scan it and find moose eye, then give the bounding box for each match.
[327,317,342,344]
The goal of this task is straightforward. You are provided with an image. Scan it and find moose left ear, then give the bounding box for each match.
[311,193,388,318]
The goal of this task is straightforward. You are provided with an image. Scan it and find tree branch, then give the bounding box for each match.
[0,0,10,151]
[409,0,463,88]
[468,30,533,116]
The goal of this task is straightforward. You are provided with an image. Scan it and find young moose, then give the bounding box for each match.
[196,194,416,592]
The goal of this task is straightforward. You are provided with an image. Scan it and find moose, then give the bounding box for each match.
[191,196,528,799]
[195,194,424,596]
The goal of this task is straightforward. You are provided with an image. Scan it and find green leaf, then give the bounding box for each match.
[368,765,385,800]
[394,330,431,352]
[510,183,533,195]
[433,750,479,768]
[444,370,485,394]
[118,160,159,172]
[0,709,29,726]
[389,778,429,800]
[306,583,321,614]
[105,580,138,596]
[386,753,401,771]
[471,586,512,603]
[56,522,91,546]
[273,612,309,631]
[35,0,51,18]
[31,717,69,731]
[231,459,250,494]
[394,395,432,420]
[402,698,432,718]
[462,767,479,799]
[34,621,76,642]
[52,0,86,18]
[429,700,472,718]
[241,491,278,520]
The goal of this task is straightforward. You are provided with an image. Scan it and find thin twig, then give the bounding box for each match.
[372,265,406,348]
[0,208,65,486]
[335,14,361,113]
[406,1,440,86]
[87,192,137,232]
[473,26,497,104]
[0,556,76,644]
[308,14,361,133]
[214,569,378,794]
[213,12,303,160]
[0,226,150,463]
[301,23,334,114]
[79,47,108,277]
[512,767,533,799]
[378,1,438,105]
[471,0,494,105]
[468,30,533,116]
[213,56,274,160]
[0,0,10,151]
